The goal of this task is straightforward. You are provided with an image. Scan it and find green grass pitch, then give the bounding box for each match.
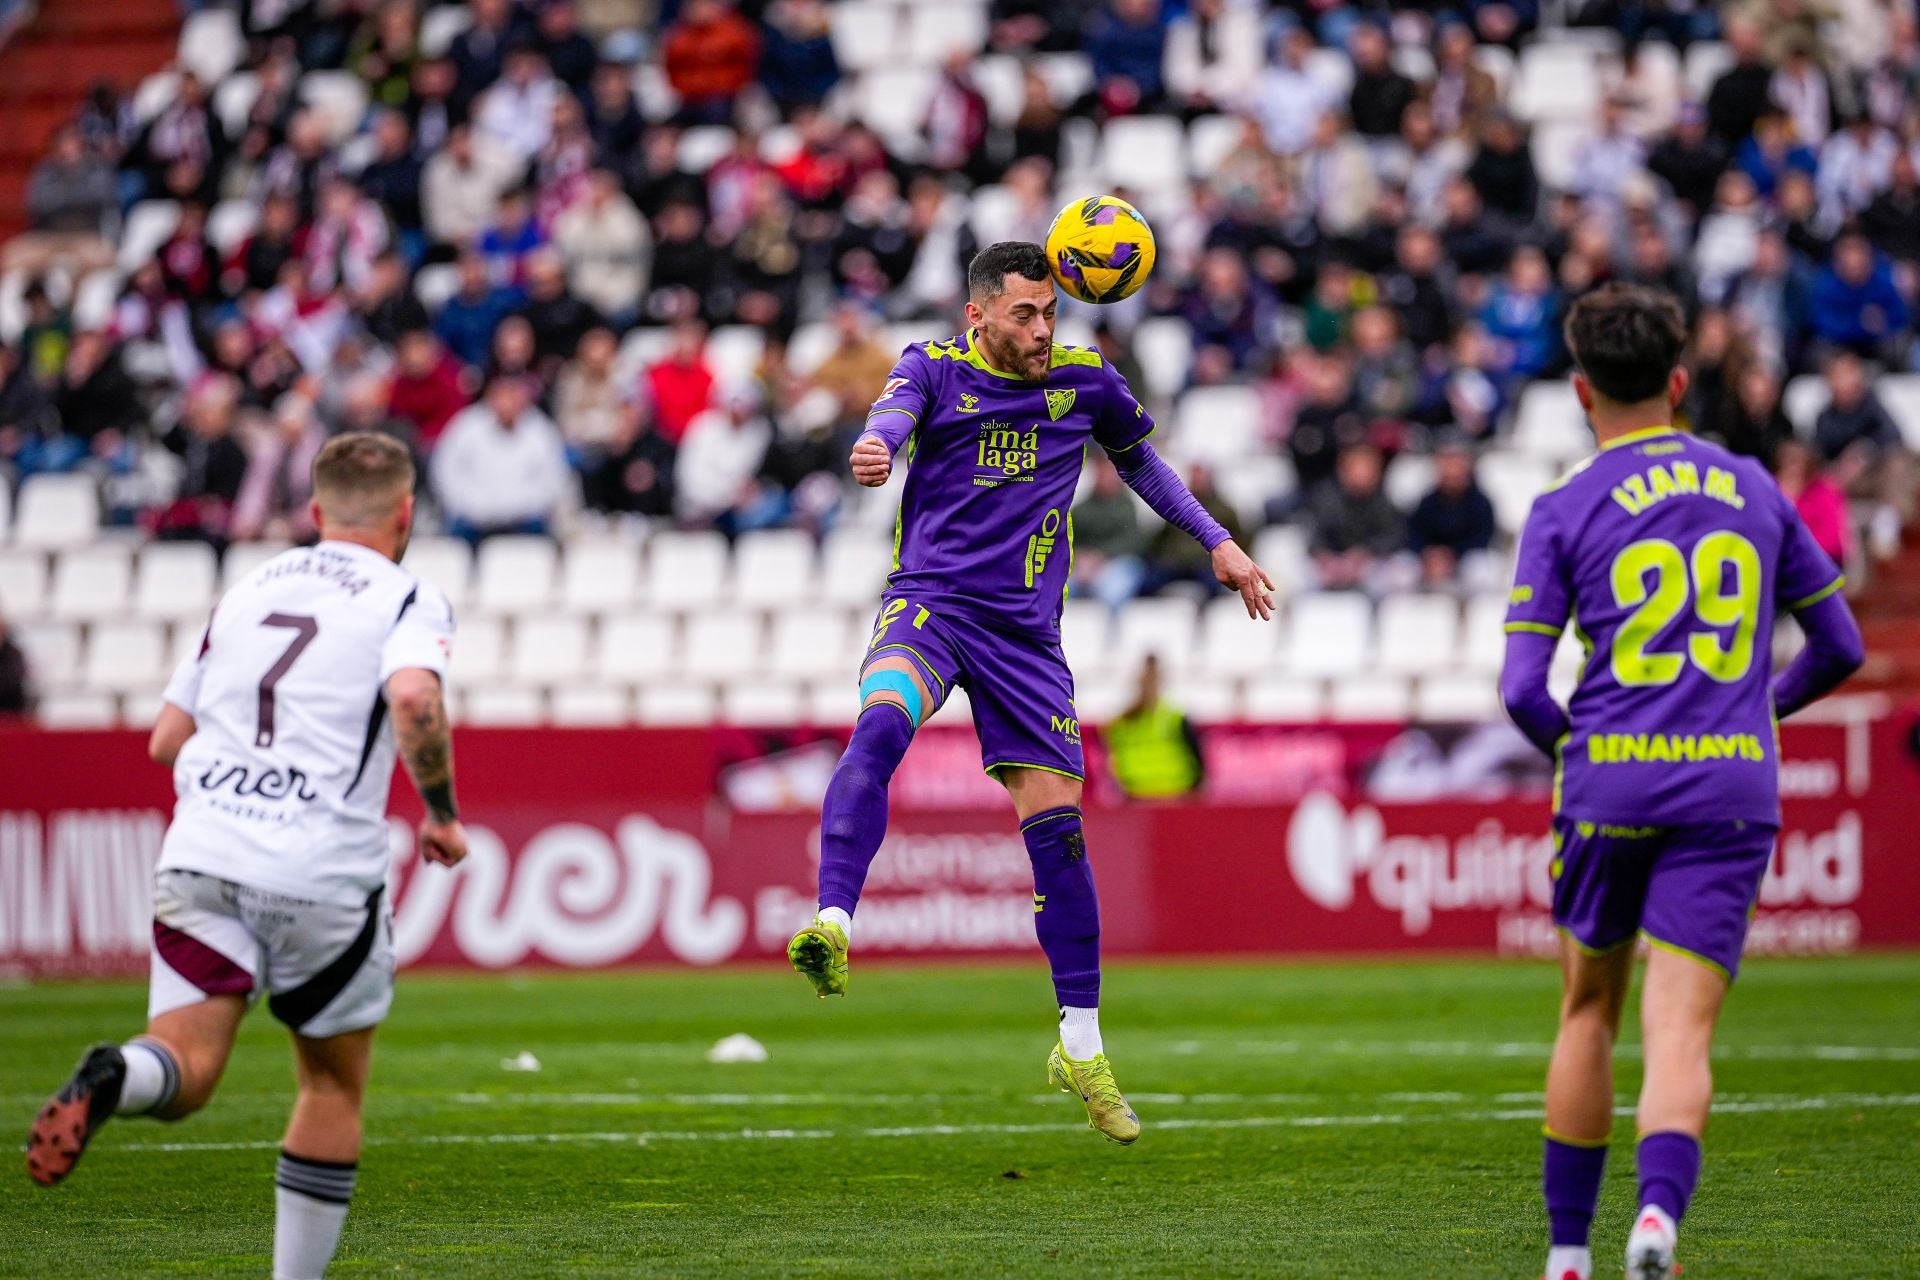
[4,954,1918,1277]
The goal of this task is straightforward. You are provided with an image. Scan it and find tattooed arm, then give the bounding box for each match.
[387,667,467,867]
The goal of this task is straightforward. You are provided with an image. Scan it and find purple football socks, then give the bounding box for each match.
[1637,1130,1702,1223]
[1021,806,1101,1007]
[1543,1136,1609,1247]
[816,705,914,915]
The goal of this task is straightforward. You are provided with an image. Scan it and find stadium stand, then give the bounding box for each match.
[0,0,1916,729]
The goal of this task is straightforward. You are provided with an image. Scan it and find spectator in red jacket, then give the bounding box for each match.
[387,328,471,448]
[662,0,762,124]
[645,319,716,445]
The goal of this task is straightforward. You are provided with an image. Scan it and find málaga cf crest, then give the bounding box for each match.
[1045,389,1076,421]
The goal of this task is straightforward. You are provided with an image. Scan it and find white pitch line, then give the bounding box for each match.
[113,1093,1920,1155]
[1224,1040,1920,1062]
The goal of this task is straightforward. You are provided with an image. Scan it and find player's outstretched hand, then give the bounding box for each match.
[419,816,469,868]
[1212,540,1277,620]
[850,434,892,487]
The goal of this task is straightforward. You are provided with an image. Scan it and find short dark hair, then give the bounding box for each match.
[1563,283,1687,405]
[967,241,1050,303]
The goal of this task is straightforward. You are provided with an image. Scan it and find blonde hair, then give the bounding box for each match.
[312,431,414,529]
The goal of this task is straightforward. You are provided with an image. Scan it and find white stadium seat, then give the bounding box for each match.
[806,680,862,726]
[222,541,290,591]
[419,5,472,57]
[475,535,558,614]
[450,616,505,685]
[1383,452,1436,512]
[560,538,643,613]
[1461,593,1511,673]
[84,621,168,694]
[705,324,766,387]
[732,529,817,607]
[678,126,738,174]
[1133,316,1193,401]
[1478,451,1556,535]
[680,612,764,682]
[1376,595,1461,676]
[508,616,591,686]
[1197,593,1281,677]
[1548,629,1587,703]
[1512,380,1591,465]
[0,550,49,618]
[1173,385,1263,466]
[1283,593,1373,678]
[413,263,462,313]
[1472,44,1515,100]
[1781,374,1829,435]
[1251,524,1310,593]
[299,71,370,144]
[121,689,167,729]
[130,71,182,124]
[0,473,10,537]
[49,546,133,622]
[118,199,181,272]
[1512,42,1605,122]
[1241,676,1325,721]
[1112,597,1197,669]
[595,613,679,683]
[1100,116,1186,193]
[770,611,856,681]
[213,72,261,137]
[178,7,245,83]
[821,529,893,607]
[638,685,718,725]
[829,1,902,72]
[721,680,805,726]
[1328,674,1413,722]
[1530,120,1590,192]
[462,686,544,726]
[13,474,101,549]
[1059,599,1114,679]
[856,68,940,147]
[71,270,122,332]
[14,621,82,689]
[1187,115,1246,180]
[906,0,987,62]
[550,685,634,726]
[785,323,837,377]
[402,537,474,611]
[1880,376,1920,450]
[1416,673,1502,722]
[1165,674,1238,724]
[1213,455,1295,529]
[134,543,219,622]
[646,530,728,611]
[972,55,1025,125]
[1682,40,1732,103]
[38,691,118,729]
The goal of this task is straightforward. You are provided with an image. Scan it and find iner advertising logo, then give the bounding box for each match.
[389,815,747,968]
[1285,793,1555,934]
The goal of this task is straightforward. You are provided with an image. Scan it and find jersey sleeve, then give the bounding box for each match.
[1092,359,1155,454]
[1771,479,1846,611]
[380,583,455,684]
[1505,496,1573,637]
[863,346,934,452]
[161,622,211,714]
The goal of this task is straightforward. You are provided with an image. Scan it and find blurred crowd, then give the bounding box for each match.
[1,0,1916,597]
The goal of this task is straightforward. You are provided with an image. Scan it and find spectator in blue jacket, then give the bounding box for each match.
[1083,0,1170,114]
[1733,110,1818,200]
[759,0,840,112]
[434,250,525,370]
[1480,245,1560,387]
[1809,233,1912,363]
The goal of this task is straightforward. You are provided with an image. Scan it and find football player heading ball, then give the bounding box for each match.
[785,241,1273,1145]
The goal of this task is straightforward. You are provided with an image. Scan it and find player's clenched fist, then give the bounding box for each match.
[419,817,468,867]
[850,434,892,487]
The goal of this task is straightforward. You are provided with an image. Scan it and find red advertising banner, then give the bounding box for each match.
[2,714,1914,978]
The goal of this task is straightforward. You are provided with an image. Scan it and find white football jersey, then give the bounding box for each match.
[158,540,455,907]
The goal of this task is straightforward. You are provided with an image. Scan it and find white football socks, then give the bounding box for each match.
[274,1152,357,1280]
[817,906,852,942]
[117,1038,179,1115]
[1058,1005,1103,1060]
[1545,1244,1592,1280]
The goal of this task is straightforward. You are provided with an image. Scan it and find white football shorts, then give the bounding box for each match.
[148,868,395,1039]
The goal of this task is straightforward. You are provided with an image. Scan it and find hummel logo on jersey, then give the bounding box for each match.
[1045,389,1076,420]
[957,392,979,412]
[879,377,908,400]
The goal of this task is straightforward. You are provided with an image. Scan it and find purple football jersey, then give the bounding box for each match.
[1505,426,1844,824]
[866,330,1155,636]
